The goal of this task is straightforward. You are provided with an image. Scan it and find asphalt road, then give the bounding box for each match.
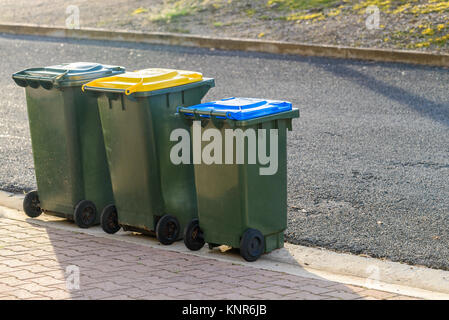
[1,34,448,270]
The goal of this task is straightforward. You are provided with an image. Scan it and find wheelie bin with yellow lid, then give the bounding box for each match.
[12,62,125,228]
[83,68,214,244]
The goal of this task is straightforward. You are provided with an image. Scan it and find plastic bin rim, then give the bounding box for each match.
[83,78,215,97]
[12,65,126,89]
[180,108,299,127]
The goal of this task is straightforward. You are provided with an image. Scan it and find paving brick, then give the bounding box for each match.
[165,282,198,291]
[229,286,261,297]
[7,270,42,280]
[0,259,33,268]
[161,275,211,285]
[30,275,65,286]
[17,282,56,293]
[128,281,167,291]
[218,293,255,300]
[87,281,130,291]
[101,295,134,300]
[242,274,276,283]
[190,285,234,296]
[6,245,32,252]
[299,285,335,295]
[113,287,153,299]
[263,286,297,296]
[10,288,43,299]
[42,270,65,279]
[0,283,15,293]
[34,259,61,268]
[150,286,195,298]
[138,293,174,300]
[41,289,74,300]
[81,288,116,299]
[0,265,16,273]
[24,295,52,300]
[172,293,204,300]
[20,264,56,274]
[238,279,271,289]
[0,276,25,287]
[252,292,286,299]
[285,291,328,300]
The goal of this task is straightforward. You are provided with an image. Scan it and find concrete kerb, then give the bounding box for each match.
[0,190,448,300]
[0,23,449,67]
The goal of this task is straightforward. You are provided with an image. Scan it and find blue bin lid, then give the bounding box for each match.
[12,62,125,89]
[181,97,292,120]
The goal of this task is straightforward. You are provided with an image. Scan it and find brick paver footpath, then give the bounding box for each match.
[0,217,417,300]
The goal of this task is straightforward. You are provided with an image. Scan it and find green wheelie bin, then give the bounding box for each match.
[12,62,125,228]
[83,68,214,244]
[178,97,299,261]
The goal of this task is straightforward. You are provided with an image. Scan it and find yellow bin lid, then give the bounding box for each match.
[83,68,203,95]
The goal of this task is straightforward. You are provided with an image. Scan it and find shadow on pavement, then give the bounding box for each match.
[14,217,369,300]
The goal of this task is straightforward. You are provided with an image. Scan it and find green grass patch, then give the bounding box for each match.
[266,0,342,11]
[150,5,194,23]
[246,9,256,17]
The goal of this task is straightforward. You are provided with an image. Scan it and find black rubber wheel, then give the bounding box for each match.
[156,215,180,245]
[74,200,97,229]
[240,229,265,262]
[23,190,42,218]
[101,204,121,234]
[184,219,205,251]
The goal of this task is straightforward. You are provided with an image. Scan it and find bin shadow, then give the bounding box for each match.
[21,217,381,300]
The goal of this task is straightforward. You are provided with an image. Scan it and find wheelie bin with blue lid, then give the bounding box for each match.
[83,68,215,244]
[178,97,299,261]
[12,62,125,228]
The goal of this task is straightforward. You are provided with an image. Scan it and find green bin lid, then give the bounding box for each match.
[12,62,125,89]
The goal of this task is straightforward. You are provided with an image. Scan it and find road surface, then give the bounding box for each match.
[0,33,448,270]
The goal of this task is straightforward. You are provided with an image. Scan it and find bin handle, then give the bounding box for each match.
[82,85,126,94]
[82,75,144,96]
[82,75,111,92]
[12,70,69,84]
[178,107,230,119]
[124,77,144,96]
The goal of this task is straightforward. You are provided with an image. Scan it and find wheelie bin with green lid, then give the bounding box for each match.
[83,68,214,244]
[178,97,299,261]
[12,62,125,228]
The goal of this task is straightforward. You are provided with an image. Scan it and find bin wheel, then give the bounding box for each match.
[156,215,180,245]
[240,229,265,262]
[184,219,205,251]
[23,190,42,218]
[74,200,97,229]
[101,204,121,234]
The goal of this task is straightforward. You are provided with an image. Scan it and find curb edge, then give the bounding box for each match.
[1,23,448,67]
